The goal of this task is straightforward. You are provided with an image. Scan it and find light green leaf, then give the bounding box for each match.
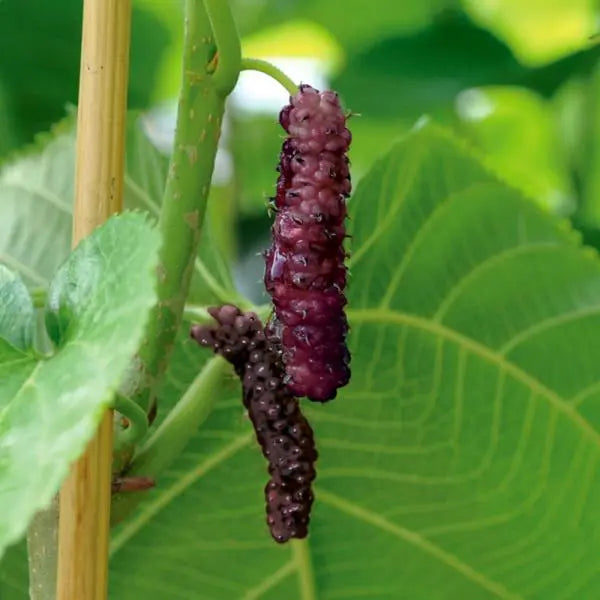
[333,11,600,123]
[455,86,575,215]
[0,267,34,352]
[0,114,240,306]
[103,124,600,597]
[462,0,596,65]
[234,0,450,53]
[562,62,600,232]
[0,116,162,287]
[0,212,159,559]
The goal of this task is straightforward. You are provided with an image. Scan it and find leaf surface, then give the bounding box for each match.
[0,213,159,558]
[0,115,237,305]
[100,124,600,598]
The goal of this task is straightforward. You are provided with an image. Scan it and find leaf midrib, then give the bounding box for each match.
[349,137,426,268]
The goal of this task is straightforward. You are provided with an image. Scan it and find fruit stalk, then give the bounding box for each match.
[133,0,240,413]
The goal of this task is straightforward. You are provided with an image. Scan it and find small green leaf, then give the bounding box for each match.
[0,267,34,352]
[0,212,159,559]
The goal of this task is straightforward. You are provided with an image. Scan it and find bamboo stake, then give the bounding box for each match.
[56,1,131,599]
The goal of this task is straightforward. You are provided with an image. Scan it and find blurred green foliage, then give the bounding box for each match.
[0,0,171,154]
[1,0,598,228]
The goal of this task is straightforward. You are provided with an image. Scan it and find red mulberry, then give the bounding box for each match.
[265,84,351,402]
[190,305,318,543]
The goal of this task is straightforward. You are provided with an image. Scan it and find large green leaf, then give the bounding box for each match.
[0,540,27,600]
[0,0,170,155]
[0,213,159,559]
[103,124,600,597]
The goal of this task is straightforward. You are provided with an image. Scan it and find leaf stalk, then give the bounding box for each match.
[240,58,299,95]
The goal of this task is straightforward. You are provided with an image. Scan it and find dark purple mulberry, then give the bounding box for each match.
[265,84,351,402]
[190,305,318,543]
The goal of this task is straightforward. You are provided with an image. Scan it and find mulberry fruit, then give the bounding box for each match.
[265,84,351,402]
[191,305,318,543]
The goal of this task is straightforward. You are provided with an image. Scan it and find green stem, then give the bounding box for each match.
[194,257,253,309]
[27,497,58,600]
[30,288,47,309]
[203,0,241,96]
[182,304,212,323]
[111,356,230,524]
[240,58,298,96]
[133,0,234,413]
[112,394,149,448]
[184,302,271,324]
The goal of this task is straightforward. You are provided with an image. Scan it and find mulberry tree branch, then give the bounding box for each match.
[132,0,237,414]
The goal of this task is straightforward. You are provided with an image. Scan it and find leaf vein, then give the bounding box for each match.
[317,488,521,599]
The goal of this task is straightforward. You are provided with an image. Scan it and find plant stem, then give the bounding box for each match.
[182,304,213,323]
[111,356,230,523]
[56,0,131,598]
[27,497,58,600]
[30,288,47,309]
[183,302,271,323]
[203,0,241,96]
[112,394,149,448]
[194,257,253,308]
[134,0,238,414]
[240,58,299,95]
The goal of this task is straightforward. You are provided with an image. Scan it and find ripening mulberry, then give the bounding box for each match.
[190,305,318,543]
[265,84,351,402]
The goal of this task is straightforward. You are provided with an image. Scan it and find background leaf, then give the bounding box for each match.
[0,0,171,156]
[232,0,452,52]
[0,114,239,306]
[462,0,596,65]
[333,11,600,121]
[0,213,159,559]
[454,86,574,215]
